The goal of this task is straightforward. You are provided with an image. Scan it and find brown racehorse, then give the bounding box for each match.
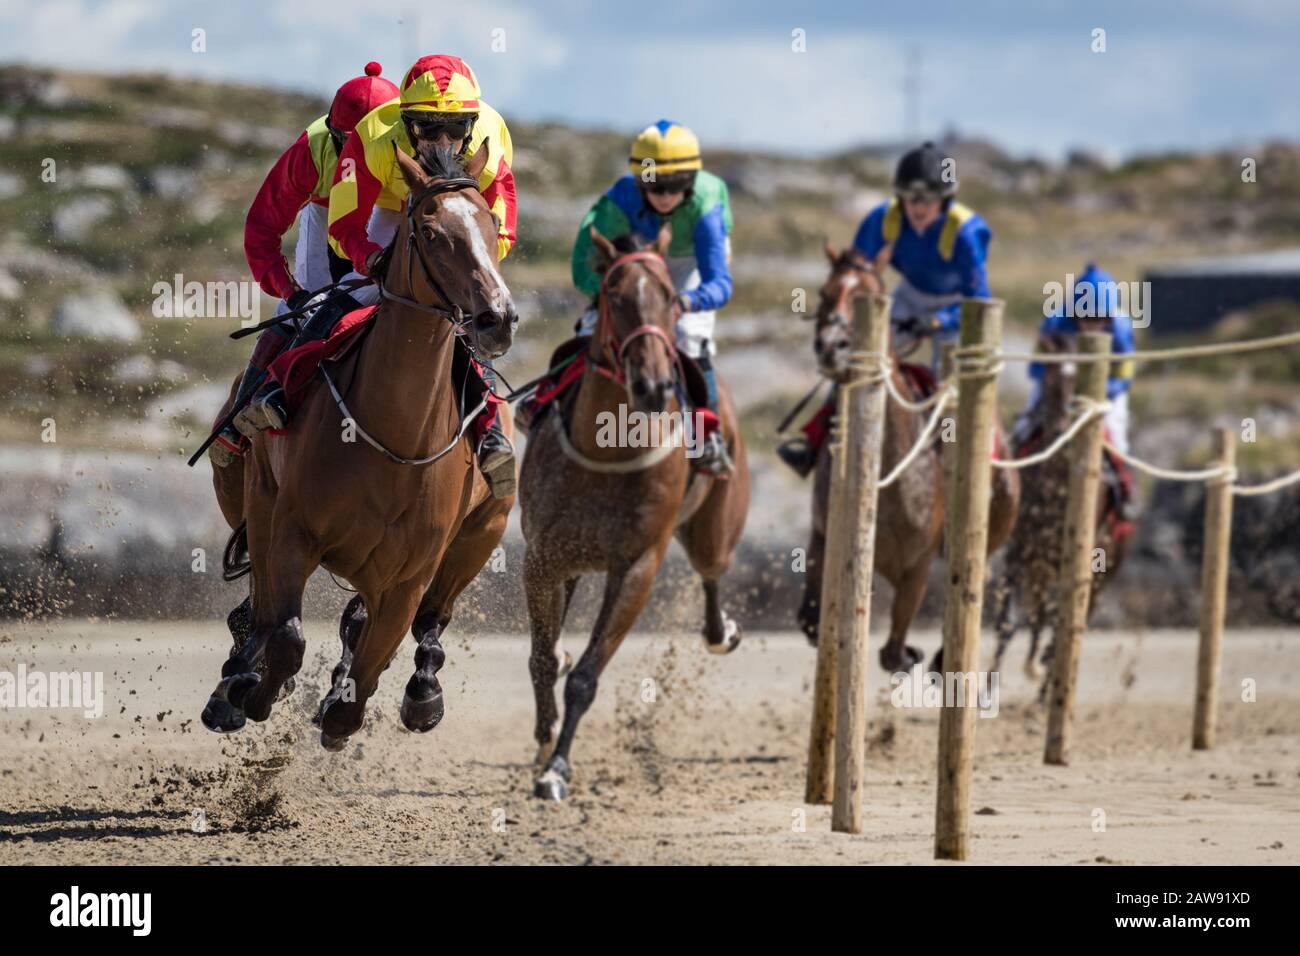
[990,332,1131,680]
[520,226,751,800]
[202,143,517,749]
[798,245,1020,672]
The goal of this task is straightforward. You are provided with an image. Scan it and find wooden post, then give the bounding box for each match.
[805,387,848,804]
[1193,428,1236,750]
[1043,331,1111,766]
[934,300,1003,861]
[829,292,891,834]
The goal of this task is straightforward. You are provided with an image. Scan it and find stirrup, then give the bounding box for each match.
[693,431,734,478]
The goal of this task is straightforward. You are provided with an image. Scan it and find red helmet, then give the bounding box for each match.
[328,61,399,134]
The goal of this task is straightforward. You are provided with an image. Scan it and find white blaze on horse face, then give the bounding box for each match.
[443,194,511,310]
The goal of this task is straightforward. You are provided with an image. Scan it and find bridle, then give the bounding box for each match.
[379,175,492,358]
[590,250,681,387]
[817,250,880,331]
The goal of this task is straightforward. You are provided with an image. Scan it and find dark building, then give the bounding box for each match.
[1145,249,1300,336]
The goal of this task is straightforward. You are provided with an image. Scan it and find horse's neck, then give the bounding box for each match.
[350,302,459,455]
[568,364,681,461]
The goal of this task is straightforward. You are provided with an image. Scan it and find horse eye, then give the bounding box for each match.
[421,224,436,241]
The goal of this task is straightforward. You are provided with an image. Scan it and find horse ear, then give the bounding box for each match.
[394,143,428,193]
[589,227,618,271]
[824,240,839,265]
[654,222,672,258]
[465,138,491,181]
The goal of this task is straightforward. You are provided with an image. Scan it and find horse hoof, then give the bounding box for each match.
[200,696,245,734]
[532,771,569,801]
[532,756,570,801]
[319,730,348,752]
[400,685,445,733]
[880,645,925,673]
[705,615,742,655]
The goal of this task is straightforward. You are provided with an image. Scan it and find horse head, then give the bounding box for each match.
[391,143,518,359]
[812,242,885,382]
[588,224,679,414]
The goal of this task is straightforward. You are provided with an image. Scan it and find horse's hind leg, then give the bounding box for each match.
[797,526,825,646]
[989,572,1015,673]
[676,481,747,656]
[227,594,251,651]
[701,578,741,654]
[534,546,665,800]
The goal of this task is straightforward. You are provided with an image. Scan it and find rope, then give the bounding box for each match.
[882,365,951,412]
[996,328,1300,365]
[1232,468,1300,497]
[1101,439,1234,483]
[878,388,954,488]
[992,397,1110,471]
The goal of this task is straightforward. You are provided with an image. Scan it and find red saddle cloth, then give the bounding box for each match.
[266,305,378,410]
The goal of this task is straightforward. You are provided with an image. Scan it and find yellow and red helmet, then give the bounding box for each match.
[399,54,482,114]
[628,120,703,175]
[329,61,399,134]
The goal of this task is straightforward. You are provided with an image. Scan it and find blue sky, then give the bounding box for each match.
[1,0,1297,158]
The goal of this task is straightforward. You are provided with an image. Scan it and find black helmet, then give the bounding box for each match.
[893,141,956,200]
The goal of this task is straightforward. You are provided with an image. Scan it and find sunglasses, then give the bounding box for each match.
[644,178,693,196]
[407,117,474,142]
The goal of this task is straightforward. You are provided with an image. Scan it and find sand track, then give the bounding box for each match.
[0,621,1297,864]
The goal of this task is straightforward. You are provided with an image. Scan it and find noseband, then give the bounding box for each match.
[592,250,680,386]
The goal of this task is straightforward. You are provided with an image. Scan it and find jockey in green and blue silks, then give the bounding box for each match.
[571,119,735,473]
[852,141,991,365]
[1022,262,1137,453]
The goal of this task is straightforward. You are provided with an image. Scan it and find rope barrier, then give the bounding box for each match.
[992,397,1110,471]
[1231,467,1300,497]
[1101,439,1235,483]
[878,388,954,488]
[995,328,1300,365]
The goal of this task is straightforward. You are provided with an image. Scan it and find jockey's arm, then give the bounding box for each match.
[326,131,390,275]
[570,195,631,299]
[244,131,318,300]
[477,113,518,261]
[851,204,888,263]
[683,206,732,312]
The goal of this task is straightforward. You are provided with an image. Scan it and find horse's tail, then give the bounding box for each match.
[222,521,251,582]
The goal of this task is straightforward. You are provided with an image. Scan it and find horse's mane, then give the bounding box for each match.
[418,145,467,182]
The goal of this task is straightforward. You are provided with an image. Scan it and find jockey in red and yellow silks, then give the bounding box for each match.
[229,55,519,500]
[210,62,398,469]
[327,54,517,275]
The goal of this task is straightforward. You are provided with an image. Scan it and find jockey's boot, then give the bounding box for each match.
[690,356,734,478]
[234,291,360,437]
[472,361,517,499]
[212,327,293,465]
[777,437,817,478]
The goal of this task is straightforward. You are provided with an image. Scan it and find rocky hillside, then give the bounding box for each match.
[1,65,1298,627]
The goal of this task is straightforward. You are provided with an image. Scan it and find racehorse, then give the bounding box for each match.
[519,226,751,800]
[990,332,1132,679]
[798,244,1020,672]
[202,143,517,749]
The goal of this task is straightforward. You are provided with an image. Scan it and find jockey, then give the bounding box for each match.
[570,119,736,475]
[233,54,519,498]
[855,141,992,361]
[1016,262,1136,513]
[210,62,399,468]
[776,141,991,477]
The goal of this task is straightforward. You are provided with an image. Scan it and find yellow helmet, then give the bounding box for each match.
[628,120,702,175]
[399,54,482,114]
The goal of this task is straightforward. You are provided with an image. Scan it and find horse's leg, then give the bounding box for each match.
[701,578,741,654]
[238,517,319,722]
[314,594,366,727]
[318,582,424,749]
[534,546,666,800]
[990,571,1015,673]
[401,499,510,732]
[798,526,825,646]
[226,594,251,651]
[677,472,747,656]
[526,551,568,767]
[882,558,930,673]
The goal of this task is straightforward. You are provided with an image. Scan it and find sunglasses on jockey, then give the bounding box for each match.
[641,173,696,196]
[403,112,476,144]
